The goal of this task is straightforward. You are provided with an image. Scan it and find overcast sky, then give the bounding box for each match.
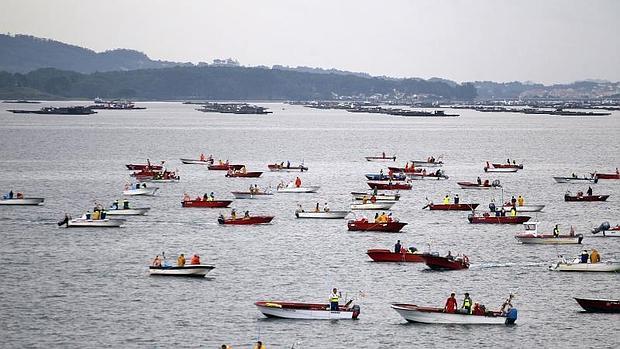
[2,0,619,84]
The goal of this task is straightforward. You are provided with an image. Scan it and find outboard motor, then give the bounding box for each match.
[591,222,610,235]
[505,308,518,325]
[351,305,361,319]
[217,215,225,225]
[492,179,501,187]
[57,215,69,227]
[577,234,584,244]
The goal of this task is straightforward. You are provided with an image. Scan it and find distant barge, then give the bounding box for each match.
[8,106,97,115]
[196,102,272,114]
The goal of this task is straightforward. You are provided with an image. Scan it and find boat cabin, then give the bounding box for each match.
[523,222,539,234]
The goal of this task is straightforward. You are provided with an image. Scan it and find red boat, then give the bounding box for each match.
[457,181,500,189]
[491,163,524,169]
[218,215,274,225]
[420,254,470,270]
[593,171,619,180]
[225,171,263,178]
[387,166,423,173]
[347,219,407,232]
[182,199,232,208]
[208,163,244,171]
[367,181,412,190]
[125,163,163,171]
[425,203,479,211]
[564,194,609,202]
[366,249,425,262]
[574,297,620,313]
[467,214,531,224]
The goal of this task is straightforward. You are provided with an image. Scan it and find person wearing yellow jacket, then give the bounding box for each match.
[590,249,601,263]
[253,341,266,349]
[177,253,186,267]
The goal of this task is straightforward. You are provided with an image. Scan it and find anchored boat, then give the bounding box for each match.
[0,197,45,205]
[420,254,470,270]
[180,158,214,165]
[347,219,407,232]
[367,181,412,190]
[553,176,597,184]
[457,180,501,189]
[277,186,320,193]
[564,194,609,202]
[182,199,232,208]
[549,260,620,272]
[574,298,620,313]
[410,160,443,167]
[123,186,159,196]
[350,201,395,210]
[255,301,360,320]
[365,155,396,162]
[515,222,583,244]
[351,192,400,201]
[217,215,274,225]
[295,210,350,219]
[231,191,274,199]
[149,265,215,277]
[502,203,545,212]
[366,249,426,262]
[267,163,308,172]
[106,206,150,216]
[391,304,517,325]
[468,214,531,224]
[425,203,478,211]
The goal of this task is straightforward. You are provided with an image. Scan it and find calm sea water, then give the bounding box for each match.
[0,102,618,348]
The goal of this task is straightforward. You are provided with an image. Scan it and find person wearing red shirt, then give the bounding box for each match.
[444,293,458,313]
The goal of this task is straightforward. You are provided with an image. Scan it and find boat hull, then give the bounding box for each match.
[428,203,478,211]
[182,200,232,208]
[391,304,512,325]
[123,188,159,196]
[574,298,620,313]
[180,158,213,165]
[149,265,215,276]
[255,301,360,320]
[277,186,320,193]
[126,164,162,171]
[549,262,620,272]
[593,173,620,180]
[106,207,150,216]
[484,167,518,173]
[457,182,498,190]
[515,234,583,244]
[502,204,545,212]
[350,202,395,210]
[564,195,609,202]
[218,216,274,225]
[468,215,531,224]
[231,191,274,199]
[208,164,244,171]
[295,211,350,219]
[351,192,400,201]
[410,161,443,167]
[406,174,449,180]
[366,249,425,262]
[365,156,396,162]
[0,198,45,205]
[225,171,263,178]
[267,164,308,172]
[66,219,124,227]
[367,181,412,190]
[553,177,596,184]
[421,255,469,270]
[492,163,523,169]
[347,220,407,232]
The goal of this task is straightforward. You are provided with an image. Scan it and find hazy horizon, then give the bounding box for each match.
[1,0,619,84]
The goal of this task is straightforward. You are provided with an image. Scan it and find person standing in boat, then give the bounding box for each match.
[323,203,330,212]
[190,254,200,265]
[500,294,514,314]
[580,250,589,263]
[477,177,482,185]
[329,288,341,311]
[394,240,402,253]
[511,196,517,207]
[253,341,266,349]
[489,199,496,213]
[587,186,593,196]
[553,225,560,237]
[231,209,237,220]
[517,195,524,206]
[443,195,450,204]
[209,192,215,201]
[177,253,186,267]
[294,176,302,188]
[314,202,320,212]
[454,194,460,204]
[461,293,473,314]
[152,255,162,267]
[444,293,458,313]
[590,249,600,263]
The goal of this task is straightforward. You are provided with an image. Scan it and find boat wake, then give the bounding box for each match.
[470,261,549,269]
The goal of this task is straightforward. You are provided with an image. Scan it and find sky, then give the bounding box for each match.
[1,0,619,84]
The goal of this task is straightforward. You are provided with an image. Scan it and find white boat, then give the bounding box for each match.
[276,186,320,193]
[106,207,150,216]
[406,173,449,180]
[410,160,443,167]
[391,304,516,325]
[123,187,159,196]
[502,204,545,212]
[295,210,350,219]
[351,192,400,201]
[255,301,360,320]
[484,167,518,173]
[140,178,179,183]
[65,218,125,228]
[350,202,395,210]
[515,222,583,244]
[231,191,274,199]
[149,264,215,277]
[553,176,597,184]
[549,260,620,272]
[0,197,45,205]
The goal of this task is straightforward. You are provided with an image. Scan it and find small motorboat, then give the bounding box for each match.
[457,180,501,189]
[592,172,620,180]
[391,304,517,325]
[574,297,620,313]
[255,301,360,320]
[60,217,125,228]
[295,210,350,219]
[367,181,412,190]
[365,155,396,162]
[424,203,478,211]
[106,206,150,216]
[208,163,244,171]
[276,186,320,193]
[0,197,45,205]
[141,177,180,183]
[366,249,426,262]
[365,173,407,181]
[549,260,620,272]
[553,176,597,184]
[502,203,545,212]
[149,265,215,277]
[420,254,469,270]
[225,171,263,178]
[134,170,180,182]
[267,163,308,172]
[468,214,531,224]
[410,159,443,167]
[231,191,274,199]
[387,166,423,173]
[564,194,609,202]
[123,186,159,196]
[182,199,233,208]
[591,222,620,237]
[180,158,214,165]
[484,167,518,173]
[515,222,583,244]
[125,163,163,171]
[492,163,523,169]
[350,201,395,210]
[351,192,400,201]
[217,215,274,225]
[347,219,407,232]
[406,173,449,180]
